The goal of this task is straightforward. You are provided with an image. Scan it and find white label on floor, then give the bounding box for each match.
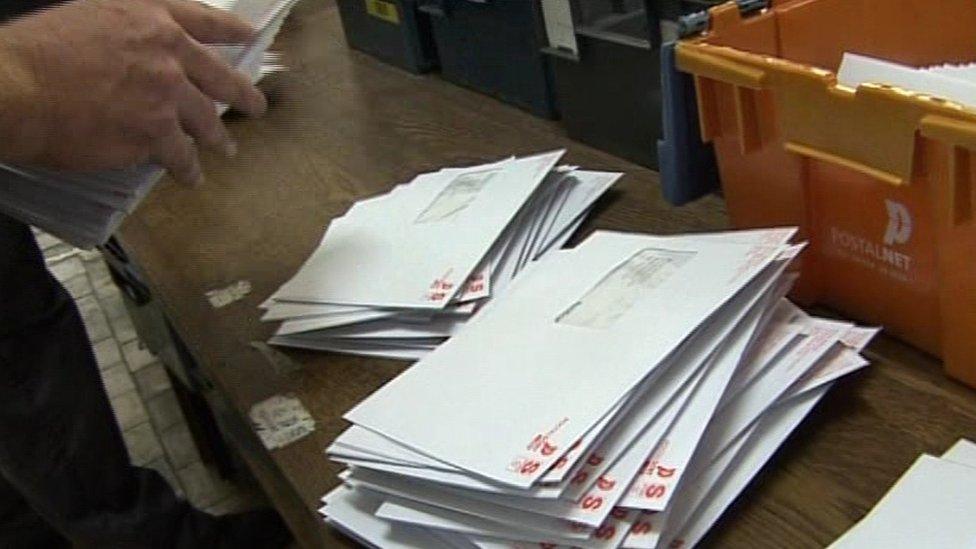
[249,395,315,450]
[205,280,252,308]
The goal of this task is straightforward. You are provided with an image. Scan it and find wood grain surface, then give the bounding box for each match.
[116,1,976,547]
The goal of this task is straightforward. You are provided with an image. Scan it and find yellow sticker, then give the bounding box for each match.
[365,0,400,24]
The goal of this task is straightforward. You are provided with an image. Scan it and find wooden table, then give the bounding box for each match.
[116,1,976,546]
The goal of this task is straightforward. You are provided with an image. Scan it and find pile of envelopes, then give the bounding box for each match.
[317,228,880,548]
[263,150,621,359]
[0,0,296,249]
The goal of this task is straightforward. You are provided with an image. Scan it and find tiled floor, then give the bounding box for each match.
[37,232,265,517]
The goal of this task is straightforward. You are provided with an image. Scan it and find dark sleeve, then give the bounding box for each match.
[0,0,66,24]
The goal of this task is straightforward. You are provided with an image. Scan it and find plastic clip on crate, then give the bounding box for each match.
[675,0,976,386]
[336,0,438,74]
[417,0,558,118]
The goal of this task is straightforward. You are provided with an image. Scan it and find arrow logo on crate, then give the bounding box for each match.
[884,200,913,246]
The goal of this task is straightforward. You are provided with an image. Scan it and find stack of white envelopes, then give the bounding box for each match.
[0,0,297,249]
[263,150,621,360]
[317,228,880,548]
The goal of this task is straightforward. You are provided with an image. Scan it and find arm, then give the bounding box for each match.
[0,31,43,165]
[0,0,267,184]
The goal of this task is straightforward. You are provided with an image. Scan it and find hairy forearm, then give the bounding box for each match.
[0,27,45,165]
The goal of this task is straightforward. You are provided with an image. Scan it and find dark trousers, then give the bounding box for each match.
[0,214,225,548]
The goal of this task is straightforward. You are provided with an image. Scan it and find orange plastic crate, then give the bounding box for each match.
[676,0,976,386]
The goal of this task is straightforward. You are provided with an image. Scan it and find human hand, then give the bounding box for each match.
[0,0,268,184]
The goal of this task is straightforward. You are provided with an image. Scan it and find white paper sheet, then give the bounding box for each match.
[320,485,454,548]
[541,0,578,56]
[838,52,976,108]
[827,455,976,549]
[942,439,976,467]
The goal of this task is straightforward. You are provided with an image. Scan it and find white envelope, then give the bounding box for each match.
[346,232,786,487]
[514,174,572,273]
[838,52,976,108]
[331,456,564,499]
[550,243,795,492]
[333,248,792,531]
[320,485,454,549]
[577,255,792,517]
[444,364,706,529]
[491,170,617,293]
[334,396,628,494]
[652,347,867,545]
[827,455,976,549]
[376,497,638,549]
[328,443,448,470]
[332,427,458,472]
[282,175,612,342]
[942,439,976,467]
[621,429,755,549]
[626,315,869,546]
[697,318,848,466]
[268,338,432,361]
[620,266,779,513]
[786,347,868,399]
[375,498,563,544]
[344,468,589,539]
[274,151,564,309]
[661,384,832,548]
[273,309,401,335]
[724,322,804,401]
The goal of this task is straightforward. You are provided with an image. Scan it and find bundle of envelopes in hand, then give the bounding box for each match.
[317,228,879,548]
[0,0,296,249]
[263,150,621,359]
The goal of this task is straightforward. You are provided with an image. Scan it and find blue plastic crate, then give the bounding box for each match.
[657,1,764,205]
[657,40,719,205]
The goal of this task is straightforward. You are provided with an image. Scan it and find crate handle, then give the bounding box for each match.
[949,147,974,224]
[679,43,766,148]
[734,86,762,154]
[783,142,904,186]
[691,78,763,153]
[921,115,976,224]
[920,115,976,151]
[676,44,765,90]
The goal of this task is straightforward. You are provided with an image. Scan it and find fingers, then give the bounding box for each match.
[176,81,236,156]
[151,120,203,186]
[176,35,267,116]
[154,82,240,186]
[164,0,256,44]
[148,0,265,184]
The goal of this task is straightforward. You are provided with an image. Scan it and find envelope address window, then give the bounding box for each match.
[415,169,498,224]
[557,248,695,329]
